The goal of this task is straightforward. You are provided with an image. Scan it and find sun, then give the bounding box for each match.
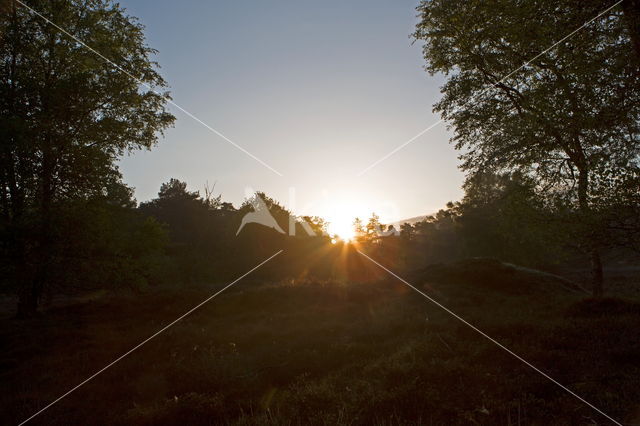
[312,196,369,243]
[327,212,356,242]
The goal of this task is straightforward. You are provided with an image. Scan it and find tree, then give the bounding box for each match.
[352,217,365,241]
[0,0,175,315]
[238,191,290,233]
[399,222,415,241]
[622,0,640,60]
[140,179,222,284]
[414,0,640,295]
[300,215,328,236]
[54,182,168,292]
[139,179,206,243]
[365,213,382,242]
[457,171,566,266]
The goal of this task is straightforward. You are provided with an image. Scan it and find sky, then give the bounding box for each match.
[118,0,464,227]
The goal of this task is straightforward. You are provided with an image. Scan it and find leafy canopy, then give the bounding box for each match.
[414,0,640,207]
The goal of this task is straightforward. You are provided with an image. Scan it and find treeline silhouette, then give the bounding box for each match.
[2,169,638,316]
[2,0,639,317]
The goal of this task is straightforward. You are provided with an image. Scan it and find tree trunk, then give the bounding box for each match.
[577,168,604,297]
[6,1,40,318]
[27,138,55,315]
[16,149,53,318]
[18,24,59,317]
[622,0,640,62]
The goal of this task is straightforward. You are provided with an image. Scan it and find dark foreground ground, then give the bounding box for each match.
[2,264,640,425]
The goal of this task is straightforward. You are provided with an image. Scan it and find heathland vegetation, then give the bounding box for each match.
[2,0,640,424]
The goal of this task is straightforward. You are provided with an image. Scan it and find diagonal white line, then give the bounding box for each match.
[356,0,624,177]
[357,250,622,426]
[15,0,283,177]
[18,250,284,425]
[357,120,442,177]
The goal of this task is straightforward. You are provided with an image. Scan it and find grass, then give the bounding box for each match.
[1,270,640,425]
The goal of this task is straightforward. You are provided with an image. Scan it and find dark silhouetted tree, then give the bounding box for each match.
[0,0,175,315]
[415,0,640,295]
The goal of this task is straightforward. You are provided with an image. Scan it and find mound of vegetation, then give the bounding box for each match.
[566,297,640,318]
[419,258,583,295]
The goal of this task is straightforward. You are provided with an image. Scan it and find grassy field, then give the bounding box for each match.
[2,266,640,425]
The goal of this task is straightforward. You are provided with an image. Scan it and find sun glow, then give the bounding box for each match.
[328,214,356,242]
[299,190,388,243]
[325,202,361,242]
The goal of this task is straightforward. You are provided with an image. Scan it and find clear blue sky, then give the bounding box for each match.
[118,0,464,224]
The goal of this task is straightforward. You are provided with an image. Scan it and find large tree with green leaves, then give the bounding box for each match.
[414,0,640,295]
[0,0,175,315]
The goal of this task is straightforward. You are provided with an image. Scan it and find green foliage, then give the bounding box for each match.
[414,0,640,200]
[395,172,566,268]
[413,0,640,294]
[0,0,175,313]
[352,217,365,242]
[140,179,235,284]
[456,172,567,265]
[53,190,168,291]
[138,179,339,285]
